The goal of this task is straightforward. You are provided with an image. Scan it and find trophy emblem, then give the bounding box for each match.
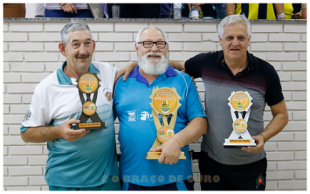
[75,73,106,130]
[224,91,256,147]
[146,87,186,160]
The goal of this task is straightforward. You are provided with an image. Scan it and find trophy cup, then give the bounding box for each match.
[224,91,256,147]
[74,73,106,130]
[146,87,186,160]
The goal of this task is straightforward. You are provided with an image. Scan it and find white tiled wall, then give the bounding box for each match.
[3,20,307,191]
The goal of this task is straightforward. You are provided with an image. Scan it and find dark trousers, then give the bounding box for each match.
[199,150,267,190]
[108,4,160,18]
[121,178,194,190]
[45,9,93,18]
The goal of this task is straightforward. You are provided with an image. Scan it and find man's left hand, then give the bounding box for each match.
[149,138,181,165]
[114,62,137,85]
[241,135,265,153]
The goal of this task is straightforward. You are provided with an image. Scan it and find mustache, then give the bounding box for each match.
[76,54,90,58]
[145,52,163,57]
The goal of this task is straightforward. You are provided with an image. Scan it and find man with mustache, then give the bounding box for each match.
[20,21,121,190]
[113,27,208,190]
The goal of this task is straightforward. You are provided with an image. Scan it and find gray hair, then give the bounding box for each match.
[61,20,93,46]
[136,26,169,44]
[218,14,251,38]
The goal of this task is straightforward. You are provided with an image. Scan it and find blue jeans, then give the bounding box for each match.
[214,4,227,19]
[45,9,93,18]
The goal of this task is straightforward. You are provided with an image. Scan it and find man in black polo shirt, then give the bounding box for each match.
[118,14,288,190]
[168,14,288,190]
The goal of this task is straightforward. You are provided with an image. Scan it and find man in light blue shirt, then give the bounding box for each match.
[113,27,208,190]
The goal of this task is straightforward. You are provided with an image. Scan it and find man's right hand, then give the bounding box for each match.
[59,118,89,142]
[60,3,78,14]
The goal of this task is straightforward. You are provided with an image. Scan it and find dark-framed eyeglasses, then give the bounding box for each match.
[137,41,167,49]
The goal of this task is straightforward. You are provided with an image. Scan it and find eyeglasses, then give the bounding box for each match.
[137,41,167,49]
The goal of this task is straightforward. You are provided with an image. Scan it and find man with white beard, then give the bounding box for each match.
[113,27,207,190]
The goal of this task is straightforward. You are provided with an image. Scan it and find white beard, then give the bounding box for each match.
[138,52,169,75]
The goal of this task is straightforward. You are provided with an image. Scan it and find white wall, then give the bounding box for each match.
[3,20,307,191]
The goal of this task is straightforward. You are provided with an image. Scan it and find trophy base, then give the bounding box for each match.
[75,122,106,130]
[146,152,186,160]
[223,139,256,148]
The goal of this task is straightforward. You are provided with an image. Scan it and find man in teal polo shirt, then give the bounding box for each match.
[20,21,120,190]
[113,27,208,190]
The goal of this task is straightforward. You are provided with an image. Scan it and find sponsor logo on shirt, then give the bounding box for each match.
[128,110,136,122]
[23,108,32,122]
[140,111,149,121]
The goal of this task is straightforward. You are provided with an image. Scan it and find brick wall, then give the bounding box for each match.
[3,20,307,191]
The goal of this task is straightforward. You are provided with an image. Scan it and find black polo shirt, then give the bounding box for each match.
[184,50,284,165]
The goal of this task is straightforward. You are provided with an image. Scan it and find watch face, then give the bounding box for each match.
[78,73,99,94]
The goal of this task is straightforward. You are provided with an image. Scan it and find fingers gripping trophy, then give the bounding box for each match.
[75,73,106,130]
[224,91,256,147]
[146,87,186,160]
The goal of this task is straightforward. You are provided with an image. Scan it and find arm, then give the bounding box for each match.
[60,3,77,13]
[301,3,307,19]
[150,117,208,164]
[169,61,186,71]
[226,3,235,16]
[241,100,288,153]
[21,118,89,143]
[274,3,285,19]
[114,62,137,84]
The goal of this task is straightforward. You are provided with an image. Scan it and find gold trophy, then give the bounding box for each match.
[75,73,106,130]
[146,87,186,160]
[224,91,256,147]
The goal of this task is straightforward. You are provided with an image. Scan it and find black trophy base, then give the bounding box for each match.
[75,122,106,130]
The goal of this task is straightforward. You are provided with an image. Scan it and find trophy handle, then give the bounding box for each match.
[152,109,162,130]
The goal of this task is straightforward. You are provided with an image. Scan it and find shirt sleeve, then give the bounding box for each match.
[181,72,207,120]
[265,65,284,106]
[184,53,207,78]
[20,86,50,133]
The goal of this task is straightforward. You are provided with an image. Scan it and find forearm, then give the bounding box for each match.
[129,62,138,67]
[262,113,288,142]
[302,8,307,19]
[169,60,185,71]
[226,3,235,15]
[173,117,207,147]
[274,3,284,15]
[21,126,62,143]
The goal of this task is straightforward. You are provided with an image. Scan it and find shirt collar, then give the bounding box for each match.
[128,64,177,79]
[127,64,177,86]
[56,61,100,85]
[217,50,258,72]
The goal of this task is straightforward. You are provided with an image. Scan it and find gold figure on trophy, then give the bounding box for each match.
[146,87,186,160]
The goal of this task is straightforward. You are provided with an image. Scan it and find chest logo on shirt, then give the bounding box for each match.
[103,88,113,101]
[128,110,136,122]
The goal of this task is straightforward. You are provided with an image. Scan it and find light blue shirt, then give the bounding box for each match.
[113,65,206,186]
